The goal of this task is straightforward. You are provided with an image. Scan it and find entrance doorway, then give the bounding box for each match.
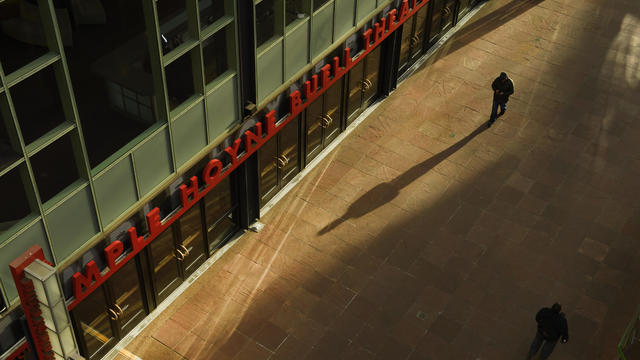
[427,0,457,48]
[258,117,300,206]
[346,46,382,126]
[398,3,430,74]
[71,259,148,360]
[146,204,208,305]
[304,79,343,164]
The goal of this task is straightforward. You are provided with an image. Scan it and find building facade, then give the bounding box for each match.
[0,0,480,358]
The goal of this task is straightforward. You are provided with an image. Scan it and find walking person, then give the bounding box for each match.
[488,72,514,127]
[527,303,569,359]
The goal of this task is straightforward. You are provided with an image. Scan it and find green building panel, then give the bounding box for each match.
[256,41,284,103]
[133,128,173,197]
[285,20,310,80]
[311,2,335,59]
[45,185,99,263]
[0,220,52,301]
[206,74,240,142]
[356,0,377,23]
[172,102,207,167]
[94,156,138,226]
[334,0,356,39]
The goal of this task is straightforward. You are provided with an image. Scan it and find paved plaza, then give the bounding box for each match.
[120,0,640,358]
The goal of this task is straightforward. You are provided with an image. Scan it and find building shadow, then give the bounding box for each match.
[318,123,487,235]
[439,0,545,56]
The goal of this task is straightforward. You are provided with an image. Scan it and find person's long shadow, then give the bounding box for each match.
[318,123,488,235]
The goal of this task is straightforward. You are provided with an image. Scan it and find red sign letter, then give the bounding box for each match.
[362,29,373,52]
[387,9,398,32]
[244,122,264,154]
[73,261,101,300]
[203,158,223,185]
[289,90,303,117]
[128,227,147,252]
[304,74,319,102]
[146,207,163,237]
[344,47,354,69]
[374,18,386,44]
[224,138,242,165]
[104,240,124,271]
[333,56,346,79]
[265,110,284,137]
[321,64,332,89]
[179,176,199,208]
[399,0,409,21]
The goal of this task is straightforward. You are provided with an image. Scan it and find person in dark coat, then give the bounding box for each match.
[488,72,514,127]
[527,303,569,359]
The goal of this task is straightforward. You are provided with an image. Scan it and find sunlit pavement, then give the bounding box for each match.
[120,0,640,359]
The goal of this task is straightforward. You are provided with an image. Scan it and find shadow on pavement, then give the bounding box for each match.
[318,123,488,235]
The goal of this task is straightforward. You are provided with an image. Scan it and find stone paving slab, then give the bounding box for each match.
[121,0,640,359]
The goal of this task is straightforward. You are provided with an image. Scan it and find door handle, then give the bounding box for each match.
[107,308,119,321]
[280,154,289,166]
[178,244,190,257]
[319,116,330,128]
[274,156,286,169]
[325,114,333,126]
[173,248,186,261]
[364,79,373,89]
[113,303,124,318]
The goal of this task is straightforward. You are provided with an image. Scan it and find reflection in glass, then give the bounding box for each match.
[65,0,157,168]
[286,0,306,26]
[178,205,206,274]
[29,133,79,203]
[255,0,276,47]
[313,0,330,11]
[202,27,229,84]
[149,227,181,304]
[207,214,235,252]
[346,60,364,122]
[108,260,146,336]
[305,99,323,161]
[10,66,66,144]
[0,110,20,170]
[398,17,414,68]
[73,288,115,359]
[157,0,188,54]
[0,0,50,74]
[258,136,278,204]
[199,0,225,29]
[165,53,195,110]
[204,176,233,227]
[0,166,31,236]
[411,5,428,58]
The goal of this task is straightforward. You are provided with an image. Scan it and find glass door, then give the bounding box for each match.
[203,176,239,253]
[427,0,444,46]
[258,118,300,207]
[305,98,324,163]
[176,205,207,277]
[72,288,117,360]
[107,259,147,337]
[410,5,429,60]
[398,15,417,72]
[148,227,182,304]
[362,46,381,109]
[258,132,279,205]
[441,0,457,34]
[346,60,365,126]
[323,79,342,145]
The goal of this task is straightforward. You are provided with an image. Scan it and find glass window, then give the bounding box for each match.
[165,53,195,110]
[0,107,20,171]
[10,66,66,144]
[202,27,230,84]
[286,0,307,26]
[157,0,188,54]
[0,309,28,355]
[29,133,79,202]
[0,165,32,236]
[199,0,225,29]
[255,0,276,48]
[313,0,330,11]
[0,0,49,75]
[65,0,159,168]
